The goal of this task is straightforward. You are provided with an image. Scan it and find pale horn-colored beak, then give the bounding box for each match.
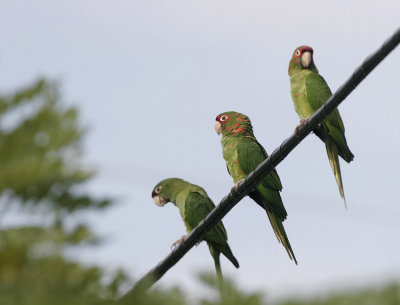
[301,51,312,68]
[152,195,167,207]
[214,121,221,135]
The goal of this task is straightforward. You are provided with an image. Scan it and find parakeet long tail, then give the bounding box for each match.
[266,210,298,265]
[325,137,347,208]
[214,255,223,285]
[209,246,224,293]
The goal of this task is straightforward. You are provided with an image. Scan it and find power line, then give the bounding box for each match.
[122,27,400,298]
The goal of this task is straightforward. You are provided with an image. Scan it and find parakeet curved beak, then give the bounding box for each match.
[301,51,312,68]
[214,121,221,135]
[152,195,167,207]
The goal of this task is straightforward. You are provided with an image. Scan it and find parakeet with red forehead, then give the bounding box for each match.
[288,45,354,206]
[215,112,297,264]
[151,178,239,285]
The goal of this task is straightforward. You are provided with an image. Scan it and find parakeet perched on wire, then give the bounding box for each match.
[288,46,354,206]
[151,178,239,284]
[215,112,297,264]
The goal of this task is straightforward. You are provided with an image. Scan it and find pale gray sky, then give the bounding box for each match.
[1,0,400,301]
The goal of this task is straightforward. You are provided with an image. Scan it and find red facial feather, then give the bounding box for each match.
[300,46,313,54]
[217,112,252,136]
[292,46,313,60]
[216,114,232,123]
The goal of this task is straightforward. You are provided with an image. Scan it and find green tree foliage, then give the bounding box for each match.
[281,284,400,305]
[199,273,265,305]
[121,285,186,305]
[0,79,125,304]
[125,273,400,305]
[0,226,128,305]
[0,79,110,215]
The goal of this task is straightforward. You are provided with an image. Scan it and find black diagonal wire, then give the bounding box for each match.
[124,27,400,297]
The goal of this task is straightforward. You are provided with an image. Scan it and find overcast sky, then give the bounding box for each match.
[1,0,400,301]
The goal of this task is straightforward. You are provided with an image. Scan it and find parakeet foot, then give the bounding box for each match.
[294,118,309,133]
[171,235,187,249]
[231,179,245,194]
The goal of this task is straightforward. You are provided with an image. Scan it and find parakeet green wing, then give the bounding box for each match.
[235,140,296,263]
[236,139,287,220]
[305,66,353,163]
[184,192,239,268]
[305,73,354,162]
[305,72,332,110]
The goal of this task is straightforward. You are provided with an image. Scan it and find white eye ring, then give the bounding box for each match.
[220,115,228,122]
[295,49,301,56]
[155,186,162,193]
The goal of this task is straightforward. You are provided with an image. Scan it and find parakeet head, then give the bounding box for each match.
[288,45,318,75]
[151,178,184,207]
[215,111,254,137]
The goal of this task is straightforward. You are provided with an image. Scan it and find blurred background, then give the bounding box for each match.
[0,1,399,304]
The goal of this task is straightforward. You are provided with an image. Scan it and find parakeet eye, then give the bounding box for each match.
[155,186,162,193]
[295,49,301,56]
[220,115,228,122]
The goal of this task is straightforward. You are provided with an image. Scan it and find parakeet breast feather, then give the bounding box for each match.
[290,70,317,119]
[221,137,247,182]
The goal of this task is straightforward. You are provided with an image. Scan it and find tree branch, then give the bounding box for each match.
[124,27,400,297]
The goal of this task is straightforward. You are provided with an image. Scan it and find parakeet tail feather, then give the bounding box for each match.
[209,246,224,293]
[209,241,239,269]
[325,137,347,208]
[215,256,223,286]
[221,247,239,269]
[266,210,298,265]
[314,125,354,163]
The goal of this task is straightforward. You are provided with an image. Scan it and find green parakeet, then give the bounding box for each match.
[215,112,297,264]
[288,46,354,206]
[151,178,239,284]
